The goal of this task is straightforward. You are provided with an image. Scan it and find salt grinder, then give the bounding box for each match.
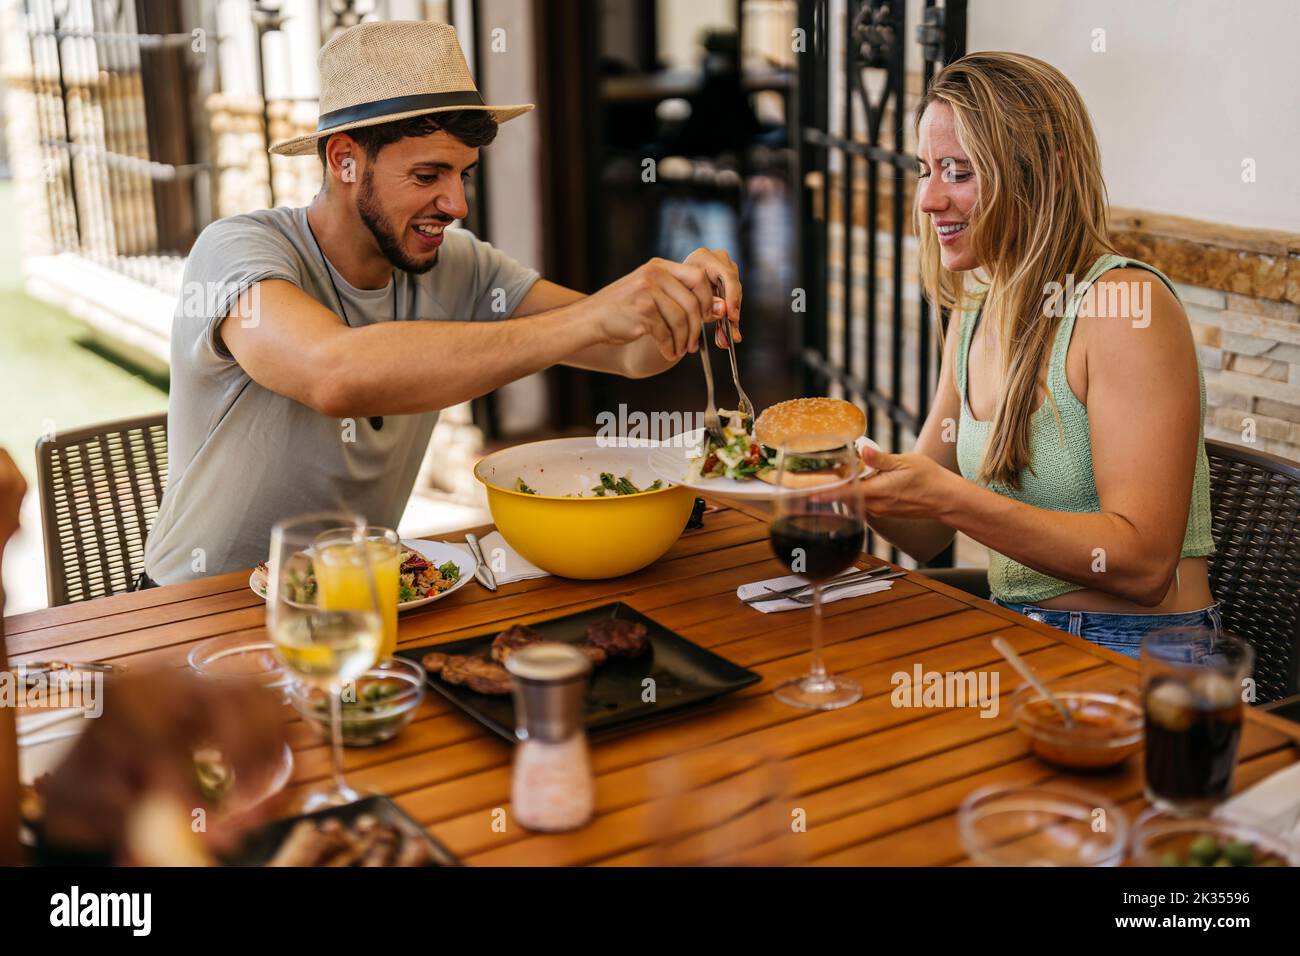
[505,642,594,832]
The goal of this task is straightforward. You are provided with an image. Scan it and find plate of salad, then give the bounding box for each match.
[250,540,473,612]
[648,409,879,500]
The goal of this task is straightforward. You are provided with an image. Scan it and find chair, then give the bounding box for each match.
[36,413,168,606]
[1205,439,1300,705]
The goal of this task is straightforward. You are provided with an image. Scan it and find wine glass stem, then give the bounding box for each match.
[328,683,348,794]
[809,582,827,682]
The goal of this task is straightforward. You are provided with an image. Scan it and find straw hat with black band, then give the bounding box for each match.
[269,20,534,157]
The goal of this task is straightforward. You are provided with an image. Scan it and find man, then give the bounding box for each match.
[143,20,742,584]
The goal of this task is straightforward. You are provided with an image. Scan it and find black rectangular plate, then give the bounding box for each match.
[397,602,761,743]
[222,795,459,867]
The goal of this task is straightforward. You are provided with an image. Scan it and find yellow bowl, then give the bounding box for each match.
[473,436,695,579]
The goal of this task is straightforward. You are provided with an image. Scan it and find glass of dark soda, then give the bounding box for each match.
[1141,629,1254,815]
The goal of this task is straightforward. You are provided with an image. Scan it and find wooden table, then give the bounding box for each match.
[6,498,1298,865]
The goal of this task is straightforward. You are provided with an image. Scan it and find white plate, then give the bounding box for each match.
[648,428,880,501]
[249,540,473,612]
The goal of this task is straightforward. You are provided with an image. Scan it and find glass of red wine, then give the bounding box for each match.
[768,436,865,710]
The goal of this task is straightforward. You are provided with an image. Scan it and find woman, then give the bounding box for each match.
[856,52,1218,658]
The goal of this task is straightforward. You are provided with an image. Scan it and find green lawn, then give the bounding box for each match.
[0,181,169,484]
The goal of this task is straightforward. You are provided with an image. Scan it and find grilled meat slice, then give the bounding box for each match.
[490,624,543,664]
[423,650,513,694]
[439,654,513,695]
[585,618,650,658]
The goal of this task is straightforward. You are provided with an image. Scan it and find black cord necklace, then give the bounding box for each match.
[305,214,395,431]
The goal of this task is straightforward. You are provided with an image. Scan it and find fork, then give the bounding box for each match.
[697,316,727,448]
[714,278,755,428]
[738,565,896,605]
[771,569,907,606]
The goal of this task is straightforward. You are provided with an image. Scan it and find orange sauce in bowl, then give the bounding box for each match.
[1016,694,1143,770]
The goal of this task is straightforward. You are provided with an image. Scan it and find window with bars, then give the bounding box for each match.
[17,0,207,291]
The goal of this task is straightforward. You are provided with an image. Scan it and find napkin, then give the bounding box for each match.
[1215,761,1300,842]
[412,531,550,586]
[737,572,894,613]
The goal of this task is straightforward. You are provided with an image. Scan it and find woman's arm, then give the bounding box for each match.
[862,311,963,563]
[859,275,1198,605]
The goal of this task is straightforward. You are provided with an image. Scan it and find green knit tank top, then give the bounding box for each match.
[954,254,1216,605]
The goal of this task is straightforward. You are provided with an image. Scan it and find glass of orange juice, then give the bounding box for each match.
[314,526,401,660]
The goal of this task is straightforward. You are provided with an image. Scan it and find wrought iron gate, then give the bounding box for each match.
[795,0,966,563]
[21,0,207,286]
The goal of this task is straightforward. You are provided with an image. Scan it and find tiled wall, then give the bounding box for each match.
[1109,215,1300,464]
[1177,282,1300,460]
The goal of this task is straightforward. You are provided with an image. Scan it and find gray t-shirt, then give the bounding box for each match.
[144,205,539,584]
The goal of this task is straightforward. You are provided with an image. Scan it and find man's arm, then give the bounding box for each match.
[220,251,733,417]
[512,249,745,379]
[220,279,607,417]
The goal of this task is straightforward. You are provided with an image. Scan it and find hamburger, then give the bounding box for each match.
[753,397,866,487]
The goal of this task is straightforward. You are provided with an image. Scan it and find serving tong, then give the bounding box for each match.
[699,278,754,446]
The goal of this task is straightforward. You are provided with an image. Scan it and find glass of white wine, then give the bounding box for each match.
[268,511,383,810]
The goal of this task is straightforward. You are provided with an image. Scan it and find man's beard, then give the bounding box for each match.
[356,167,444,275]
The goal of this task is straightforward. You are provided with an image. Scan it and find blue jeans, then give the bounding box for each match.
[992,598,1224,660]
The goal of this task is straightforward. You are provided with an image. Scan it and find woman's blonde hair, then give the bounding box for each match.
[915,52,1115,488]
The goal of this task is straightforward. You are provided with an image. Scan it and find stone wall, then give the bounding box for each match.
[207,92,320,218]
[1110,210,1300,462]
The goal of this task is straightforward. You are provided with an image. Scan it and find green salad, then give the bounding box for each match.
[689,409,777,481]
[514,473,664,497]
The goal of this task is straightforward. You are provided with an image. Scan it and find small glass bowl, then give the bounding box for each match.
[1011,680,1143,771]
[959,784,1129,866]
[289,656,425,747]
[188,634,294,700]
[1130,811,1300,867]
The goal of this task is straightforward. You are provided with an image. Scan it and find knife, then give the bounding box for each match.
[739,567,906,605]
[737,565,888,604]
[465,533,497,592]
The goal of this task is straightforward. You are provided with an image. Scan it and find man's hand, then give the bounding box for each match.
[0,449,26,550]
[683,247,743,349]
[38,669,287,861]
[580,255,726,362]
